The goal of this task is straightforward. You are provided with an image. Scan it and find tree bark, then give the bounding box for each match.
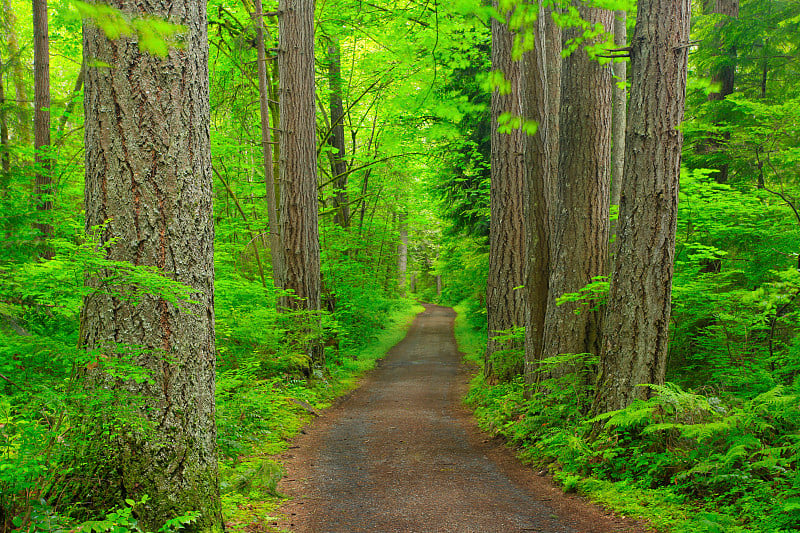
[81,0,222,529]
[543,11,561,222]
[33,0,53,255]
[541,6,612,376]
[595,0,690,413]
[485,0,527,381]
[609,10,626,253]
[278,0,323,367]
[705,0,739,184]
[327,38,350,228]
[253,0,285,288]
[398,211,408,295]
[0,51,9,178]
[707,0,738,100]
[523,6,553,389]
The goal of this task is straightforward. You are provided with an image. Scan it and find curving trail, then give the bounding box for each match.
[275,305,649,533]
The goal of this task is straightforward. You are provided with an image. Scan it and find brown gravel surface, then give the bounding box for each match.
[274,304,651,533]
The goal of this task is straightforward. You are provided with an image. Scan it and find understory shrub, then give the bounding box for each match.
[461,336,800,532]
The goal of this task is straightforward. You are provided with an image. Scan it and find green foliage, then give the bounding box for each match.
[555,276,609,315]
[464,343,800,532]
[74,497,198,533]
[0,208,214,526]
[216,300,423,527]
[486,325,525,382]
[71,1,185,57]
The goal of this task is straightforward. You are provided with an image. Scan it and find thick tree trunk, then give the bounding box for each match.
[33,0,53,254]
[81,1,222,529]
[328,39,350,228]
[541,6,612,375]
[595,0,690,413]
[278,0,323,367]
[485,0,527,381]
[609,10,626,253]
[253,0,285,287]
[523,7,553,389]
[543,12,561,221]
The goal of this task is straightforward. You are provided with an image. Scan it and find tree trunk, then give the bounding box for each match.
[705,0,739,184]
[253,0,285,287]
[707,0,738,100]
[609,10,626,253]
[33,0,53,255]
[1,0,31,146]
[595,0,690,413]
[81,0,222,529]
[541,6,612,376]
[398,211,408,295]
[0,51,9,178]
[523,7,553,389]
[485,0,527,381]
[544,11,561,222]
[327,38,350,228]
[278,0,323,367]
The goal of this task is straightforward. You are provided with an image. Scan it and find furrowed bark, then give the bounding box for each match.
[541,6,612,377]
[278,0,323,368]
[81,1,222,528]
[523,6,552,390]
[609,10,626,256]
[595,0,691,413]
[33,0,53,255]
[485,0,527,382]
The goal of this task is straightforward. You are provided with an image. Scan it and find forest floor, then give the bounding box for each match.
[270,304,653,533]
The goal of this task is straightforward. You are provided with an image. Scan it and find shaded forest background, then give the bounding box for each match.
[1,0,800,532]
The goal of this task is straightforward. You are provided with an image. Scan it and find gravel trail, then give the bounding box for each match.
[275,304,649,533]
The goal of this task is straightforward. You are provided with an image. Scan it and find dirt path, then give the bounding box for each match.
[274,305,650,533]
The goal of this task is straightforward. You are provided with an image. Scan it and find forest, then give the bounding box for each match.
[1,0,799,531]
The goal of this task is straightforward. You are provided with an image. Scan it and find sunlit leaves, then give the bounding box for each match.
[496,112,538,135]
[72,0,185,56]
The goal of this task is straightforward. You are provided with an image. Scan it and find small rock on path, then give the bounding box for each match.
[275,304,650,533]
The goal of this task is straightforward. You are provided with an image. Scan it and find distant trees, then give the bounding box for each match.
[81,0,222,529]
[326,37,350,229]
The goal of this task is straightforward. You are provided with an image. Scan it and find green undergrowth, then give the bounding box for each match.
[217,301,424,531]
[452,305,800,533]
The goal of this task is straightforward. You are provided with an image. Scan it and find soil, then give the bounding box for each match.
[273,304,652,533]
